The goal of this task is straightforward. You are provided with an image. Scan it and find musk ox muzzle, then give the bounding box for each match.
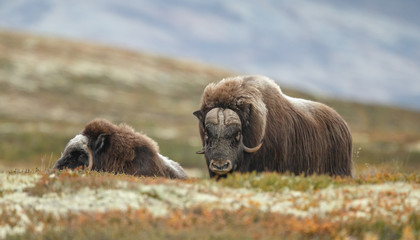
[53,134,93,171]
[209,159,232,174]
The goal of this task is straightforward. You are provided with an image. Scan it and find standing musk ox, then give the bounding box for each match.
[53,119,187,179]
[193,75,353,178]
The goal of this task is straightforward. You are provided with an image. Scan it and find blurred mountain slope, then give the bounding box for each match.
[0,31,419,173]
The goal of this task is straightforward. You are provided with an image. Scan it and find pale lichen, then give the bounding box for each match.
[0,173,419,239]
[0,173,41,192]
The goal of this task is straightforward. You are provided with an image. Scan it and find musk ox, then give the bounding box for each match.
[193,75,353,178]
[53,119,187,179]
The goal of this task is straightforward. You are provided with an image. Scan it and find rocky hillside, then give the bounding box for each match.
[0,31,419,173]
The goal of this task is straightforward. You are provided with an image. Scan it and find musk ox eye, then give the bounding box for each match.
[78,153,85,161]
[235,131,241,142]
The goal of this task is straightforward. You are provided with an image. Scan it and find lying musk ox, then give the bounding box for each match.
[193,75,353,178]
[53,119,187,179]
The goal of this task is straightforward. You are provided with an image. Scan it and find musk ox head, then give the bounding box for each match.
[53,134,97,170]
[194,107,262,176]
[53,122,111,171]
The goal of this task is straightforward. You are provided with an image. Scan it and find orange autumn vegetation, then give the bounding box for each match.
[14,207,419,240]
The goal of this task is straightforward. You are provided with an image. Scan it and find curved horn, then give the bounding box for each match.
[205,108,220,125]
[243,142,263,153]
[223,108,241,125]
[85,145,93,170]
[196,149,205,154]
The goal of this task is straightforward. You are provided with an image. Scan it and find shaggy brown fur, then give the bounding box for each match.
[55,119,187,179]
[194,75,353,177]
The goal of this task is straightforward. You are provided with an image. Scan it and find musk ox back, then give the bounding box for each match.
[53,119,187,179]
[193,75,353,178]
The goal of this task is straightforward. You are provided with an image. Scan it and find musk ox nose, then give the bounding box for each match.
[209,160,232,175]
[52,158,63,170]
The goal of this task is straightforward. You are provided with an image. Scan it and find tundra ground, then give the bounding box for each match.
[0,170,419,239]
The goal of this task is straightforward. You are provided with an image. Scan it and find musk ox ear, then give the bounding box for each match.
[94,133,109,154]
[193,110,205,131]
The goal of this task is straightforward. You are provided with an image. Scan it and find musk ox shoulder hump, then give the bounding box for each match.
[284,95,319,116]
